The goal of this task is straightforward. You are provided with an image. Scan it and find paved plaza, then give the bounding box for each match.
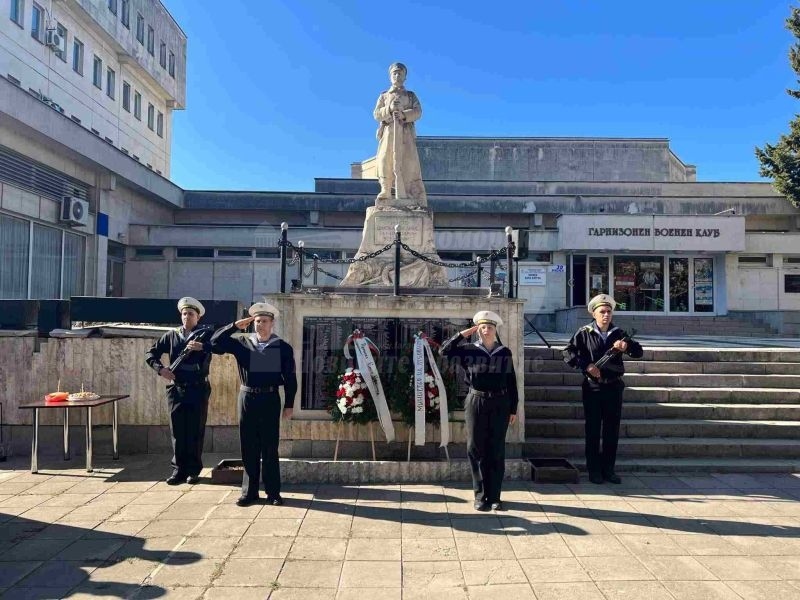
[2,455,800,598]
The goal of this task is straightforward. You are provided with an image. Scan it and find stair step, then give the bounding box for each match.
[524,437,800,459]
[563,457,800,474]
[525,360,800,375]
[525,401,800,421]
[526,419,800,439]
[525,347,800,363]
[526,386,800,404]
[525,373,800,388]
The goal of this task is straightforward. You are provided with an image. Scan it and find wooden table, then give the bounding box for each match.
[18,395,129,473]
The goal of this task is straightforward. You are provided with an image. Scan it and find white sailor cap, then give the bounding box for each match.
[177,297,205,318]
[473,310,503,327]
[248,302,279,319]
[588,294,616,314]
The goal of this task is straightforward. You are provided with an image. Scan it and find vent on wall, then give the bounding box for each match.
[0,145,89,203]
[6,74,21,86]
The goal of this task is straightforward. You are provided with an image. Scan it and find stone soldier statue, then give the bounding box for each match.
[374,62,427,204]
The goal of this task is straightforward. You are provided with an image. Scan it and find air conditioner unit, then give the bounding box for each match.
[60,197,89,227]
[45,30,63,52]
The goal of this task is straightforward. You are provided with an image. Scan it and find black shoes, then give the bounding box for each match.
[166,474,184,486]
[186,475,200,485]
[604,472,622,484]
[266,495,285,506]
[588,472,604,485]
[474,499,490,512]
[490,501,504,511]
[236,495,258,507]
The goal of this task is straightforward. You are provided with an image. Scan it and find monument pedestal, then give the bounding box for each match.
[341,204,448,287]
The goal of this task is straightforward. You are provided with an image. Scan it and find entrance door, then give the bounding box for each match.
[667,256,714,314]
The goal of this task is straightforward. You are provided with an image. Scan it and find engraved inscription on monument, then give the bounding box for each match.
[373,215,424,246]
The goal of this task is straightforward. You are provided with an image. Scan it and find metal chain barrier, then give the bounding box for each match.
[282,239,394,264]
[448,268,478,283]
[399,241,509,268]
[317,266,343,281]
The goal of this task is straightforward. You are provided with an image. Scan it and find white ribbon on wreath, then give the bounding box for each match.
[413,333,449,447]
[343,330,395,443]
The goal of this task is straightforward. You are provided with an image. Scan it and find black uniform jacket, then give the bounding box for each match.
[562,322,644,385]
[210,323,298,408]
[145,326,215,385]
[440,333,519,415]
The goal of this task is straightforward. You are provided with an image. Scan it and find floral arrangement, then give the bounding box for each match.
[327,367,378,425]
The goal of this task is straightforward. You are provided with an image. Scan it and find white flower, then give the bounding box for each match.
[352,406,364,414]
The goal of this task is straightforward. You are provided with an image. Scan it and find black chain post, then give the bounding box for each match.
[297,240,305,291]
[506,226,515,299]
[312,254,319,285]
[489,252,496,286]
[394,224,401,296]
[476,256,482,288]
[279,222,288,293]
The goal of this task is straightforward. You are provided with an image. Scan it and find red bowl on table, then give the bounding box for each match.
[45,392,69,403]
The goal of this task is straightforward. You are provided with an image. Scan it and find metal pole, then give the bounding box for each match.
[506,226,515,299]
[394,224,401,296]
[476,257,482,288]
[297,240,305,290]
[312,254,319,286]
[279,222,288,293]
[86,407,93,473]
[112,400,119,460]
[63,407,70,460]
[489,253,496,286]
[31,408,39,473]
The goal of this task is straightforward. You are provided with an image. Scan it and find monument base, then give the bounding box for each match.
[341,204,448,287]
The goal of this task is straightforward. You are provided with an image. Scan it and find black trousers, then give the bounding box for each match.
[238,389,282,498]
[464,391,511,503]
[581,379,624,476]
[166,382,210,477]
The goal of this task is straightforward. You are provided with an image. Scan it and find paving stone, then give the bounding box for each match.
[402,538,458,561]
[150,558,223,586]
[595,580,675,600]
[231,535,293,559]
[530,582,604,600]
[694,555,782,580]
[211,557,283,587]
[15,560,95,588]
[577,556,655,581]
[461,559,528,586]
[661,580,751,600]
[268,589,336,600]
[636,555,717,581]
[402,561,464,588]
[339,560,401,588]
[277,560,343,588]
[243,518,302,537]
[725,580,800,600]
[345,537,400,561]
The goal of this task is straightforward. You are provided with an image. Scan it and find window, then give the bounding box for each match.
[133,91,141,119]
[10,0,24,27]
[784,256,800,265]
[255,249,280,259]
[121,0,129,27]
[135,247,163,258]
[529,251,553,263]
[786,274,800,293]
[159,41,166,68]
[147,26,154,55]
[0,213,30,298]
[217,249,253,258]
[107,0,117,15]
[72,38,84,74]
[439,251,473,262]
[92,56,103,89]
[122,81,130,111]
[738,255,770,266]
[30,224,61,299]
[147,103,154,130]
[106,67,115,99]
[31,2,43,42]
[168,51,175,77]
[136,13,144,43]
[156,111,163,137]
[53,22,67,61]
[62,232,85,299]
[177,248,214,258]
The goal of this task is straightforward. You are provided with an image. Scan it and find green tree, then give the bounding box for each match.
[756,6,800,207]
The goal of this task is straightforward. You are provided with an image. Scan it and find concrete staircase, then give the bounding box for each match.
[607,315,778,336]
[523,346,800,472]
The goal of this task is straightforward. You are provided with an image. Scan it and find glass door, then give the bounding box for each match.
[693,257,714,313]
[668,257,690,313]
[612,256,664,312]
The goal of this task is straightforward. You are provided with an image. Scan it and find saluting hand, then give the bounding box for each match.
[235,316,255,330]
[460,325,479,338]
[613,340,628,352]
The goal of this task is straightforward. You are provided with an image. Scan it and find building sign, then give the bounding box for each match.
[557,215,745,251]
[519,266,547,285]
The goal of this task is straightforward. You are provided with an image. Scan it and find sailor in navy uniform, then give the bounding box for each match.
[210,302,296,507]
[563,294,643,484]
[145,297,215,485]
[441,311,518,511]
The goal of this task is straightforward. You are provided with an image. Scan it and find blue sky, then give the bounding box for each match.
[165,1,798,191]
